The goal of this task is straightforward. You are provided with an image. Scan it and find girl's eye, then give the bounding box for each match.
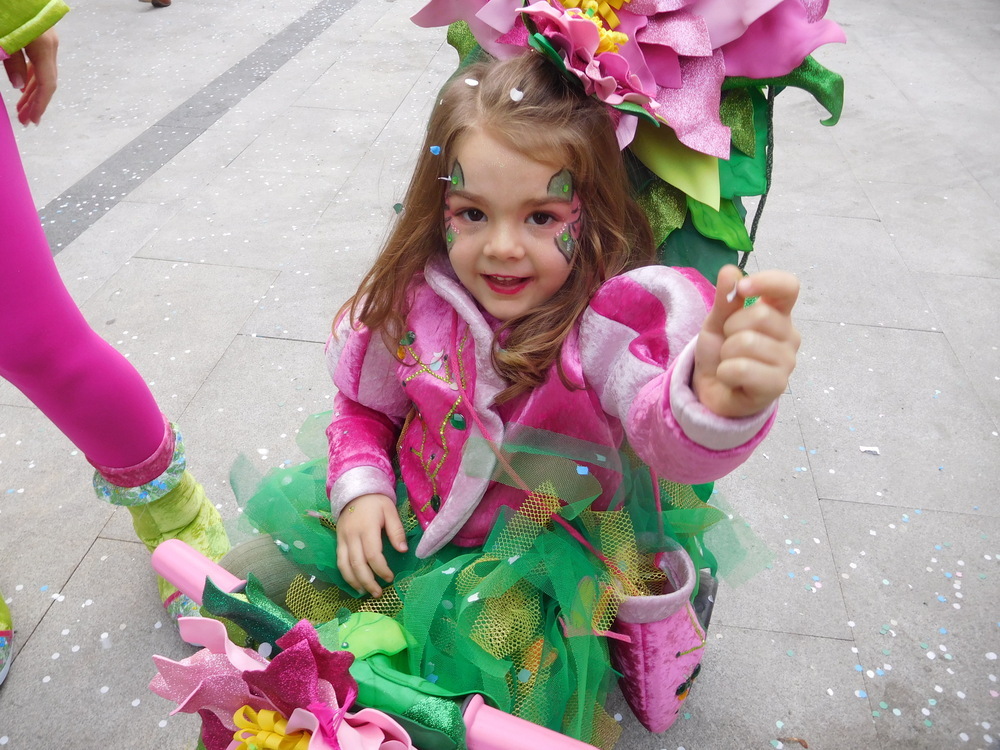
[527,211,556,226]
[458,208,486,222]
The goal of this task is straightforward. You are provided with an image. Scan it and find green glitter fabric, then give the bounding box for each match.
[724,55,845,127]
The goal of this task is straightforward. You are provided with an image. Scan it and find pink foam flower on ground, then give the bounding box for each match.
[150,618,413,750]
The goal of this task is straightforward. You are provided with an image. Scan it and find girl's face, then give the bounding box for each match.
[443,127,582,322]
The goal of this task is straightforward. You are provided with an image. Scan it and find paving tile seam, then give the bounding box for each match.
[795,319,949,335]
[817,497,999,519]
[240,332,328,346]
[37,0,363,257]
[712,624,856,642]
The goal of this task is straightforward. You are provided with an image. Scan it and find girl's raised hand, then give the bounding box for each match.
[693,265,801,418]
[336,493,408,597]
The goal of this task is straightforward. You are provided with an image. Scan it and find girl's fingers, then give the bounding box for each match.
[349,538,382,597]
[719,329,799,371]
[737,270,800,315]
[714,358,789,402]
[336,541,362,595]
[722,302,798,345]
[384,508,409,553]
[363,529,394,585]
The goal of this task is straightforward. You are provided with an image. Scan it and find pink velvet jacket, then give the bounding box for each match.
[326,257,776,558]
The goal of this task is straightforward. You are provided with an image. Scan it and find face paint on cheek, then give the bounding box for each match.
[443,160,465,251]
[548,169,582,263]
[443,199,458,251]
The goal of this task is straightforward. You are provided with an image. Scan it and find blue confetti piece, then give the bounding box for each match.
[40,585,49,592]
[854,664,863,672]
[856,690,867,698]
[576,465,589,475]
[939,627,948,634]
[937,595,947,602]
[427,673,439,683]
[429,146,441,155]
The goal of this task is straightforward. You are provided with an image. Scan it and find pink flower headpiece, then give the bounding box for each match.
[412,0,845,156]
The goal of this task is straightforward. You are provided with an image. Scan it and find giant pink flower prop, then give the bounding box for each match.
[412,0,845,157]
[151,618,414,750]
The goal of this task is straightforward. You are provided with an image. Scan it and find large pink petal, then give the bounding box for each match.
[628,0,698,12]
[654,51,730,158]
[688,0,784,47]
[636,10,712,58]
[721,0,846,78]
[410,0,486,29]
[612,14,656,92]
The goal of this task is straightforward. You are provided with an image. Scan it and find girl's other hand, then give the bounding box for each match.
[336,493,408,597]
[693,265,801,418]
[3,29,59,125]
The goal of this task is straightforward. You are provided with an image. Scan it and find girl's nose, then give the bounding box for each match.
[484,222,524,260]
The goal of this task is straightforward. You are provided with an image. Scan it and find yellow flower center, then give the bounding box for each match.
[233,706,313,750]
[559,0,632,51]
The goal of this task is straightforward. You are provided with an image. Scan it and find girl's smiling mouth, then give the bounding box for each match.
[482,274,530,295]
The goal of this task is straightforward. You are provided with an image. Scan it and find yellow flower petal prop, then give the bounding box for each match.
[629,119,720,210]
[559,0,632,30]
[233,706,312,750]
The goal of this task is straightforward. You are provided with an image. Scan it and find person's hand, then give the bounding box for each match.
[693,265,801,418]
[3,29,59,125]
[336,493,408,597]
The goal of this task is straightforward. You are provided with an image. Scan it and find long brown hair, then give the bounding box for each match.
[342,51,655,401]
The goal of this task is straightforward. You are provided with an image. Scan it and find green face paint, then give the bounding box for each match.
[443,160,465,251]
[547,169,581,263]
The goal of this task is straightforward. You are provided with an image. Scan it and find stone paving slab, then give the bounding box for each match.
[2,0,999,748]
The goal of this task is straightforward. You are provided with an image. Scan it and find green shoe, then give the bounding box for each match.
[127,471,231,619]
[0,591,12,686]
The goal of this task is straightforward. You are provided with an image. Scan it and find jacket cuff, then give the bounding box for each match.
[0,0,69,58]
[329,466,396,517]
[668,337,776,451]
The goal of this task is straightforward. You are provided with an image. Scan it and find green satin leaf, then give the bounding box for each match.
[719,87,768,199]
[659,216,738,285]
[723,55,844,126]
[687,196,753,252]
[720,89,755,158]
[630,119,721,210]
[612,100,659,126]
[526,33,569,77]
[636,179,687,248]
[315,611,412,661]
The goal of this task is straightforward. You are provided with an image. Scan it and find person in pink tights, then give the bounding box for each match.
[0,1,229,688]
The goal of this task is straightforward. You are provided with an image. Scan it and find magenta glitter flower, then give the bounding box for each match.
[151,618,414,750]
[412,0,844,157]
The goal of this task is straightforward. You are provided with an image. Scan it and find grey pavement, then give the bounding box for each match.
[1,0,998,748]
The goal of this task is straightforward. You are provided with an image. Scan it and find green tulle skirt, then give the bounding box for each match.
[230,416,766,748]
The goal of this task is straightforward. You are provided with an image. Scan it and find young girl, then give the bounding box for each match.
[1,0,229,686]
[242,51,799,747]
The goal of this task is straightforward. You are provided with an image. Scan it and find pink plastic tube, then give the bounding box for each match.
[150,539,245,605]
[462,694,599,750]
